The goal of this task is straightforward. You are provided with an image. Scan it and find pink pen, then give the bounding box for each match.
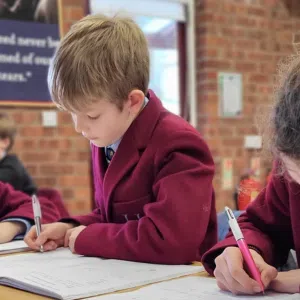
[225,206,264,293]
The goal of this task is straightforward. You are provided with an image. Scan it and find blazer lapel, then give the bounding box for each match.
[103,90,164,220]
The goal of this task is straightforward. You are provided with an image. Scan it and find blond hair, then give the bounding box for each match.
[48,14,150,111]
[0,113,16,151]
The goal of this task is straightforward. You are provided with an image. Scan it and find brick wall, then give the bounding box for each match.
[196,0,300,211]
[2,0,91,215]
[4,0,299,214]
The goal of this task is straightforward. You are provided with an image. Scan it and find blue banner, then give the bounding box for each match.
[0,12,59,104]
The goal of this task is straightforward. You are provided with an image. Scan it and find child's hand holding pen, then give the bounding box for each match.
[213,207,278,295]
[214,246,277,294]
[24,221,75,252]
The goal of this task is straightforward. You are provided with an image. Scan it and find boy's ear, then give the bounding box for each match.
[127,90,145,113]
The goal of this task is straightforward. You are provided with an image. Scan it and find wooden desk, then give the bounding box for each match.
[0,258,208,300]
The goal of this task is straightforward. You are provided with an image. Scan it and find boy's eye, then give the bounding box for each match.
[87,115,100,120]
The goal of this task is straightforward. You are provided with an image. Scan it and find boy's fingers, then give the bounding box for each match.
[24,238,40,250]
[35,231,49,247]
[260,264,278,287]
[24,228,38,249]
[43,241,58,252]
[64,229,73,247]
[226,258,258,294]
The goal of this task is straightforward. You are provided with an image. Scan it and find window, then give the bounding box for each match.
[89,0,196,123]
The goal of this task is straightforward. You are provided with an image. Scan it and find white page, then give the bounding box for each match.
[0,240,29,254]
[83,276,299,300]
[0,248,203,300]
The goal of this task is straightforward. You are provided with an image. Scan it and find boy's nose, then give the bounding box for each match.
[73,115,86,133]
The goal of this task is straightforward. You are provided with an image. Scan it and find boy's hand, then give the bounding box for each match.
[269,270,300,293]
[64,225,87,253]
[214,246,277,295]
[24,222,75,252]
[0,221,26,243]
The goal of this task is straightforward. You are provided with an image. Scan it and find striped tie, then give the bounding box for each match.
[106,147,115,163]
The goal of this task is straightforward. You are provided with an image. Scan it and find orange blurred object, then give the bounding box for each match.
[238,178,261,210]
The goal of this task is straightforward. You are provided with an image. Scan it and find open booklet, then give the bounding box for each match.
[0,240,29,255]
[0,248,203,300]
[83,276,300,300]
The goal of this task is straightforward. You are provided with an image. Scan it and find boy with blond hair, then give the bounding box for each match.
[25,14,217,264]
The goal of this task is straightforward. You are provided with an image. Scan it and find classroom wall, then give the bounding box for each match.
[5,0,300,214]
[196,0,300,210]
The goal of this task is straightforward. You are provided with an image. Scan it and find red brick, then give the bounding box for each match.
[198,82,218,92]
[214,14,228,24]
[62,188,75,200]
[276,31,293,43]
[197,48,218,58]
[236,17,257,27]
[222,3,238,14]
[59,175,90,186]
[21,152,57,162]
[58,151,82,161]
[249,74,270,83]
[40,165,74,175]
[235,39,258,50]
[247,30,267,40]
[14,138,37,149]
[12,111,39,124]
[221,27,245,38]
[58,112,72,124]
[39,139,60,148]
[237,126,258,135]
[199,59,232,69]
[67,7,84,21]
[59,139,73,149]
[198,71,217,81]
[60,126,78,136]
[26,165,38,176]
[221,138,242,147]
[219,127,234,136]
[224,50,245,60]
[277,43,294,53]
[19,126,44,136]
[247,52,272,61]
[74,187,91,199]
[43,127,57,137]
[235,62,258,72]
[35,177,57,187]
[62,0,84,6]
[246,84,257,94]
[205,0,221,11]
[206,36,231,48]
[75,200,91,213]
[73,163,90,175]
[248,7,266,17]
[62,21,74,35]
[258,86,273,94]
[198,12,214,22]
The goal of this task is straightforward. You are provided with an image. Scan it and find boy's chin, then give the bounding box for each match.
[90,139,107,148]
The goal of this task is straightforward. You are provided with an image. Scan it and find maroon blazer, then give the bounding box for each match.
[0,182,69,223]
[202,172,300,275]
[69,90,217,264]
